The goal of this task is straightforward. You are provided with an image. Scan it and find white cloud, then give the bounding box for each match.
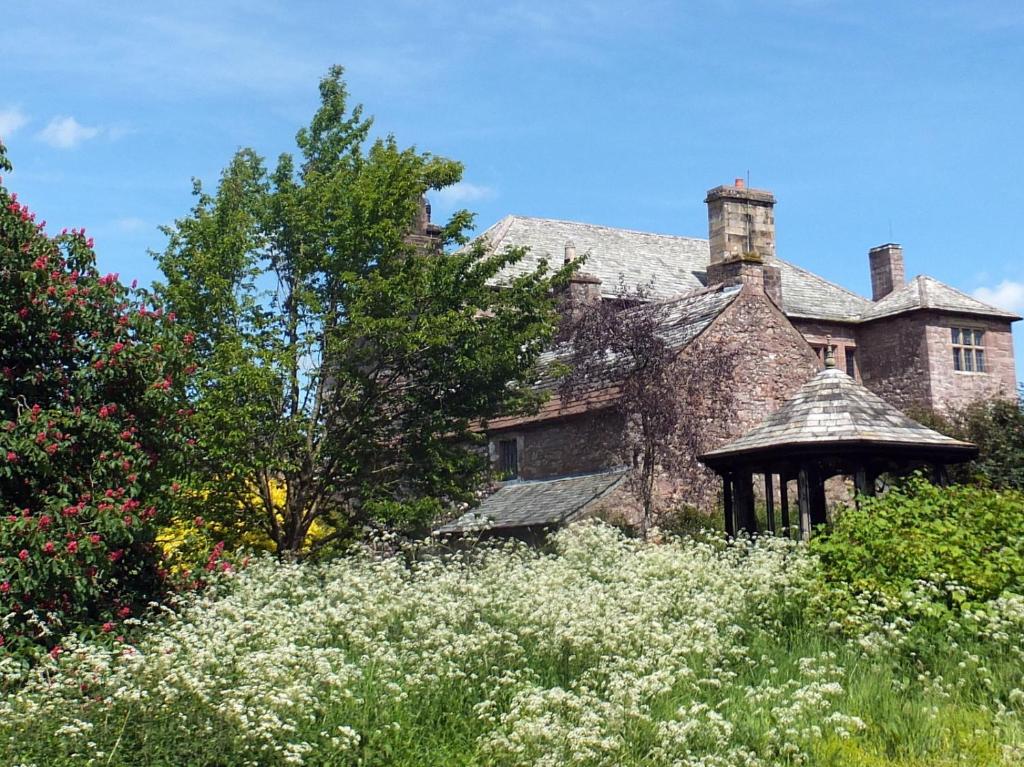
[973,280,1024,314]
[38,116,101,149]
[114,217,147,232]
[0,107,29,139]
[434,182,497,206]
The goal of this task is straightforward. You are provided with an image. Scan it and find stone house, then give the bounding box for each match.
[437,182,1020,536]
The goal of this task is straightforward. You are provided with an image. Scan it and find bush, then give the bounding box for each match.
[812,477,1024,603]
[912,390,1024,490]
[0,143,195,660]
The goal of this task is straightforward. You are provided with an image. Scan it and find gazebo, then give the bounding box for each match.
[699,347,978,540]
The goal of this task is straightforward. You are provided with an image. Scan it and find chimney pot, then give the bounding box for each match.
[564,240,577,265]
[734,178,745,189]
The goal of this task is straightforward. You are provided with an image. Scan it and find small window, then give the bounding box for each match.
[952,327,985,373]
[498,439,519,479]
[844,348,857,378]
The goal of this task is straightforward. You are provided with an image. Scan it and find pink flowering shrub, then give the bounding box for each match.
[0,142,195,659]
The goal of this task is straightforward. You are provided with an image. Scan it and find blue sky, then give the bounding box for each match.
[2,1,1023,380]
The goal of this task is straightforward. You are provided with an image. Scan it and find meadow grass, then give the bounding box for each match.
[1,522,1022,766]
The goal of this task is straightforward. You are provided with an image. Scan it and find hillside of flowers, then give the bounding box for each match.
[2,522,1022,766]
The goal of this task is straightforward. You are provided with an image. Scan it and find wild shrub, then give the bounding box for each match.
[812,477,1024,604]
[912,391,1024,490]
[0,143,195,660]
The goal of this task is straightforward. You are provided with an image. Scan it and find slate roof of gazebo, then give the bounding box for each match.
[700,366,977,468]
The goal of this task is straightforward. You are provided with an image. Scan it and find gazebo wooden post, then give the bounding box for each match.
[764,473,775,534]
[808,464,828,528]
[779,476,790,538]
[797,465,812,541]
[722,472,735,537]
[933,464,949,487]
[734,469,757,533]
[854,465,875,498]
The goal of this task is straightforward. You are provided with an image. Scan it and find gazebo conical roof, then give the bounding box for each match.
[701,367,977,470]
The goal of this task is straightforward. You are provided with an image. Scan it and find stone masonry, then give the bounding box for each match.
[923,313,1017,410]
[868,243,906,301]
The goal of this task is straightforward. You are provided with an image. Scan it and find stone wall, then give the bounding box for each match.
[923,313,1017,411]
[856,312,1017,413]
[791,319,857,378]
[694,285,822,450]
[490,409,625,480]
[856,314,933,411]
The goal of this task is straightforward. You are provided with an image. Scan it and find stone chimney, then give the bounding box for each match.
[562,240,602,312]
[705,180,782,306]
[706,179,776,264]
[868,243,905,301]
[404,196,443,252]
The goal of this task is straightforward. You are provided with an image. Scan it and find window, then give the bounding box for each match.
[844,347,857,378]
[952,327,985,372]
[498,439,519,479]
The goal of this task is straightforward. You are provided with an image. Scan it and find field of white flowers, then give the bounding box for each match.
[2,522,1023,766]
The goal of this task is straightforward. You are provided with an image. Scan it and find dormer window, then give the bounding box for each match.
[952,327,985,372]
[498,439,519,479]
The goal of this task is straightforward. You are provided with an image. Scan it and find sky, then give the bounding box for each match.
[2,1,1023,381]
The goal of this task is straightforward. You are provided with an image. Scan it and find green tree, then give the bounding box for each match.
[157,67,569,557]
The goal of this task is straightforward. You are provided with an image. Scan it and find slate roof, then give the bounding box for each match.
[859,275,1022,322]
[531,284,742,390]
[474,215,873,322]
[435,469,628,534]
[701,367,977,466]
[473,216,1021,324]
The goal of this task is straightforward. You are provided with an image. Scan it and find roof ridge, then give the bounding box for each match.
[920,273,1018,315]
[504,467,630,485]
[500,214,709,244]
[650,281,741,307]
[476,214,517,257]
[861,273,1020,321]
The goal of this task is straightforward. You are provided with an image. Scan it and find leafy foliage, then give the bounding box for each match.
[0,142,194,659]
[912,389,1024,491]
[813,477,1024,603]
[157,67,570,557]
